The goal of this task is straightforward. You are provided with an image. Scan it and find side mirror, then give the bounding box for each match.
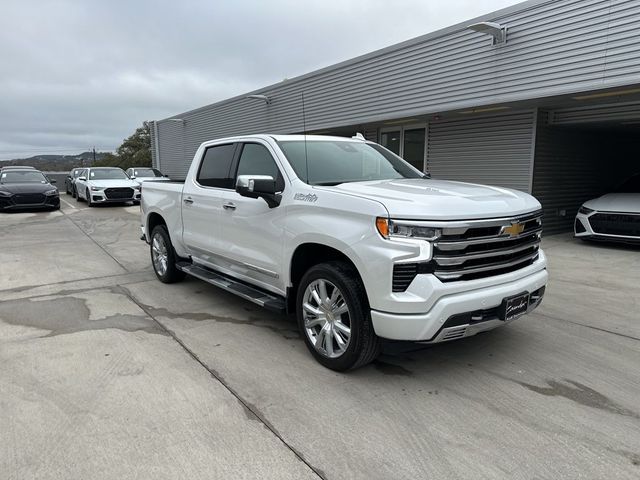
[50,179,57,184]
[78,176,87,181]
[236,175,281,208]
[130,175,136,179]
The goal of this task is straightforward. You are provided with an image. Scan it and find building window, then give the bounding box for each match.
[380,130,401,155]
[380,125,426,171]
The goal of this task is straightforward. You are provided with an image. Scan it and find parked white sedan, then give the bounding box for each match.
[125,167,170,186]
[75,167,141,207]
[575,173,640,244]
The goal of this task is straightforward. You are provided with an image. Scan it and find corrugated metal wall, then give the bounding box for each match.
[549,101,640,124]
[157,121,186,179]
[427,110,536,192]
[153,0,640,173]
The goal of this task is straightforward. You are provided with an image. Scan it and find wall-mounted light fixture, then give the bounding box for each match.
[246,94,272,105]
[467,21,508,45]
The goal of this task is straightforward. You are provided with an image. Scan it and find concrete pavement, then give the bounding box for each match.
[1,195,639,479]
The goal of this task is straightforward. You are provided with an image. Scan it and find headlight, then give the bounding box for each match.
[91,186,103,191]
[578,206,594,215]
[376,217,441,240]
[45,189,58,196]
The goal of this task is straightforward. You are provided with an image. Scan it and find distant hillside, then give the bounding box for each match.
[0,151,110,172]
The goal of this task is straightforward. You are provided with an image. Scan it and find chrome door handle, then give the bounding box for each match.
[183,197,194,205]
[222,202,236,210]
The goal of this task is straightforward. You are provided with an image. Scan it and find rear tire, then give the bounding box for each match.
[296,261,381,371]
[150,225,185,284]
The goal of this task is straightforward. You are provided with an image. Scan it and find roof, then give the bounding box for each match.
[163,0,551,121]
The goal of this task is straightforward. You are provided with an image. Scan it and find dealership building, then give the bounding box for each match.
[151,0,640,233]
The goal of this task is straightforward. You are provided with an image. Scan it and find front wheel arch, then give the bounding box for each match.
[288,243,368,313]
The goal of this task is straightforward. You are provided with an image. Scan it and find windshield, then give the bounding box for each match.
[277,140,423,186]
[614,174,640,193]
[89,168,128,180]
[133,168,162,177]
[1,170,48,184]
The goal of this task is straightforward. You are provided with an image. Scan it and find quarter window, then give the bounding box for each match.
[197,144,236,188]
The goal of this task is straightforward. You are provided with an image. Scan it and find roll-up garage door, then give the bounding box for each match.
[427,110,536,193]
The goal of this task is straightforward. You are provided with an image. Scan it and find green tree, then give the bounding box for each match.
[94,121,152,170]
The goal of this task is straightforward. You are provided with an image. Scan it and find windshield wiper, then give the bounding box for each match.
[313,181,344,186]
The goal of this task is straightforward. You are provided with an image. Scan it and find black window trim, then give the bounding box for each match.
[232,141,286,193]
[194,142,239,190]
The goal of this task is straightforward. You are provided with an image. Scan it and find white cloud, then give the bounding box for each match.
[0,0,521,159]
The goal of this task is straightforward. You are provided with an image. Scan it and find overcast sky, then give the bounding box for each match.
[0,0,522,160]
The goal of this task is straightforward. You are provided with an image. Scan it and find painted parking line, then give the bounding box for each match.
[60,197,77,209]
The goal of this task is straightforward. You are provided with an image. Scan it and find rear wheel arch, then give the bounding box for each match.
[146,212,167,240]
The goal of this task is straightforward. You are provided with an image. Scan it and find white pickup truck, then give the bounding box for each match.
[141,134,547,370]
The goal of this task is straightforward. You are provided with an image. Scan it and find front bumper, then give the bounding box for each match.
[0,195,59,211]
[89,191,141,203]
[575,211,640,244]
[370,265,547,341]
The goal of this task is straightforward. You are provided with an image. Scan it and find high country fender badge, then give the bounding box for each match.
[294,193,318,203]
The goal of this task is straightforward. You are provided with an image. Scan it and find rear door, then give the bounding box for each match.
[216,141,287,294]
[181,143,237,266]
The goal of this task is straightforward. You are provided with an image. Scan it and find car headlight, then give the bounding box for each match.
[90,186,103,191]
[45,189,58,196]
[376,217,441,240]
[578,206,594,215]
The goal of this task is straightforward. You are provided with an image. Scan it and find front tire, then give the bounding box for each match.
[296,261,381,371]
[86,189,93,207]
[150,225,185,283]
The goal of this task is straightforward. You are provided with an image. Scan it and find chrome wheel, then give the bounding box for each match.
[302,279,351,358]
[151,234,168,276]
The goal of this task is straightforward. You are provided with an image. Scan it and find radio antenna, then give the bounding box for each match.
[301,92,309,183]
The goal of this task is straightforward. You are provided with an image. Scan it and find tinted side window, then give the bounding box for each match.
[197,144,236,188]
[236,143,284,191]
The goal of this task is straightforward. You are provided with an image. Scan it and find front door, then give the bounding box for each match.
[216,141,287,295]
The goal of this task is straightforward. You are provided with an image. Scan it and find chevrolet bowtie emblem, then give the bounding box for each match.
[502,222,525,237]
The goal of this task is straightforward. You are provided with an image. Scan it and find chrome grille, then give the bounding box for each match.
[431,210,542,282]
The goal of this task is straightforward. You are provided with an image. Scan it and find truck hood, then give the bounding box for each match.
[328,178,541,220]
[584,193,640,214]
[88,179,139,189]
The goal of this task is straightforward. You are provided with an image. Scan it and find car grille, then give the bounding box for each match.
[14,194,46,205]
[588,212,640,237]
[104,187,134,199]
[392,211,542,290]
